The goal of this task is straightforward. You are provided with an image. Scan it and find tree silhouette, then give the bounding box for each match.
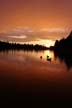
[53,31,72,70]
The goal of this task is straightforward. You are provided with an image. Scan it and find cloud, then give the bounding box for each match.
[8,35,27,39]
[0,27,70,43]
[39,28,69,33]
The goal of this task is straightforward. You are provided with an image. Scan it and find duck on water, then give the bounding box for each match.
[47,55,51,62]
[40,55,51,62]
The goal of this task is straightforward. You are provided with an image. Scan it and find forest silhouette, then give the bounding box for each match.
[52,31,72,69]
[0,41,48,51]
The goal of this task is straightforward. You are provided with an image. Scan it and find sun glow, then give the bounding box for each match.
[35,39,55,47]
[39,39,55,47]
[18,39,55,47]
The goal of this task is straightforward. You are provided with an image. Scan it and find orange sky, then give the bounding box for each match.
[0,0,72,46]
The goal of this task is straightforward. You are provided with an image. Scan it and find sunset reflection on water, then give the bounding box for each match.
[0,50,72,103]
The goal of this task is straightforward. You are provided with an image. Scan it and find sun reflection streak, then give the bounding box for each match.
[43,50,54,61]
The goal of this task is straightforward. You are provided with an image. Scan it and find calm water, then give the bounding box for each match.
[0,50,72,103]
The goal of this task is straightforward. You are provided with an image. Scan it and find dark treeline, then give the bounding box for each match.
[0,41,48,51]
[53,31,72,69]
[54,31,72,52]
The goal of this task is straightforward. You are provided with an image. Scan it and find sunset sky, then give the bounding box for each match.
[0,0,72,47]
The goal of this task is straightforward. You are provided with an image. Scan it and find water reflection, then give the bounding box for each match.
[0,50,72,70]
[0,50,72,103]
[39,50,54,62]
[54,50,72,70]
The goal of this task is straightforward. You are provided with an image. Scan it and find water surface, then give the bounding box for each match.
[0,50,72,102]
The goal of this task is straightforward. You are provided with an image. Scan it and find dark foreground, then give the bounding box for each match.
[0,75,72,107]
